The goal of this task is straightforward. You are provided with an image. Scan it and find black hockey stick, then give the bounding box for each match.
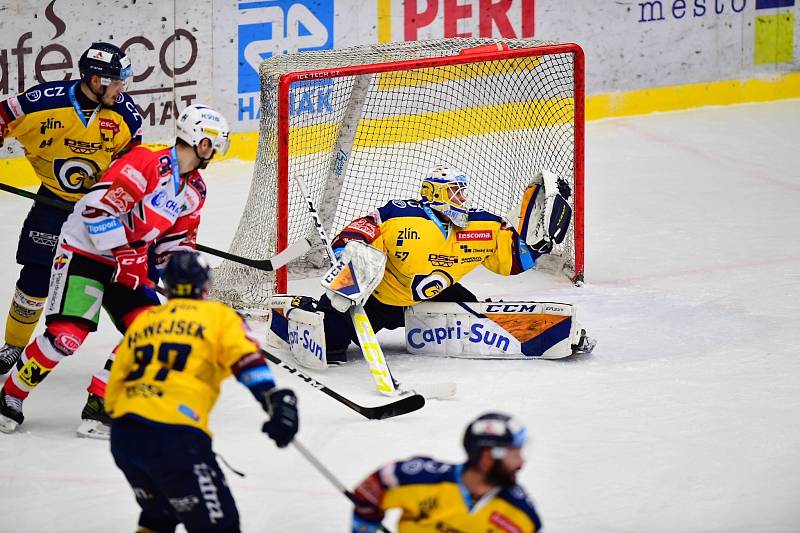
[261,350,425,420]
[0,181,310,272]
[292,440,392,533]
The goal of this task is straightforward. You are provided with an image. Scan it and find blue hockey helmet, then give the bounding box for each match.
[463,412,527,464]
[163,251,211,299]
[419,164,470,227]
[79,42,133,90]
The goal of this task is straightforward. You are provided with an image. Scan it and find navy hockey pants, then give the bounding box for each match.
[110,416,241,533]
[14,186,73,297]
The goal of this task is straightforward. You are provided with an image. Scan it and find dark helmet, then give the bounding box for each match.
[163,251,211,299]
[78,42,132,88]
[463,412,527,464]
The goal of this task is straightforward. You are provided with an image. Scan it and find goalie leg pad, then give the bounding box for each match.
[321,241,386,313]
[404,301,581,359]
[267,296,329,369]
[286,307,328,370]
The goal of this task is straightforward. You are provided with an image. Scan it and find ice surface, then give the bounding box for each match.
[0,100,798,532]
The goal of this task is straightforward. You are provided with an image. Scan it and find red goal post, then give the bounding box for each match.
[211,38,584,312]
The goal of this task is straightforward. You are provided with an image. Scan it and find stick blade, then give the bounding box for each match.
[364,393,425,420]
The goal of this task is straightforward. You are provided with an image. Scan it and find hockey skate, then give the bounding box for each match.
[0,393,24,434]
[76,393,112,440]
[0,344,23,374]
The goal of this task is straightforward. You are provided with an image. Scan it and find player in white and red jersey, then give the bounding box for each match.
[0,104,231,437]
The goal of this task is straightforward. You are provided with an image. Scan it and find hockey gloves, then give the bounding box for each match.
[261,388,299,448]
[112,245,153,291]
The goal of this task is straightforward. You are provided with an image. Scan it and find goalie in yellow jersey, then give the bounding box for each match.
[271,164,591,368]
[106,251,299,533]
[351,412,542,532]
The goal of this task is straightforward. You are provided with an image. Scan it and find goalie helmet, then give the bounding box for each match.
[78,42,133,90]
[163,251,211,299]
[420,164,470,227]
[176,104,231,156]
[463,412,527,464]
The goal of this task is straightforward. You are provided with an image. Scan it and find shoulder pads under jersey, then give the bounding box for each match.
[497,485,542,527]
[377,199,429,221]
[465,208,503,223]
[11,80,74,116]
[388,456,457,486]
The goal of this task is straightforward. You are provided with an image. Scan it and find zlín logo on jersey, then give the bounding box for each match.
[39,117,64,135]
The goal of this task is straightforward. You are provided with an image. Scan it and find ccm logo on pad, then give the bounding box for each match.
[456,230,492,241]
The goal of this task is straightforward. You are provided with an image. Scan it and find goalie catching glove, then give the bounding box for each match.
[321,241,386,313]
[506,169,572,254]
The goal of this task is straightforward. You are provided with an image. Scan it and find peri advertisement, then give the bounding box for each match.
[1,0,797,148]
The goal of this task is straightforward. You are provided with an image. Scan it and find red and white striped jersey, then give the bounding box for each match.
[60,145,206,263]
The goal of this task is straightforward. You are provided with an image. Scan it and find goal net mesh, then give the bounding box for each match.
[211,38,582,312]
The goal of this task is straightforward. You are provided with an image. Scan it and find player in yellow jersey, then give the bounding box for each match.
[276,164,576,366]
[106,251,299,533]
[0,42,143,373]
[351,412,542,532]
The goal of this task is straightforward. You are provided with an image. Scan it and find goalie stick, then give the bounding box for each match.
[262,350,425,420]
[292,440,392,533]
[292,175,456,400]
[0,181,310,272]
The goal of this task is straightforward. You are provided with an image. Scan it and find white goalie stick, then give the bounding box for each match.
[292,174,456,400]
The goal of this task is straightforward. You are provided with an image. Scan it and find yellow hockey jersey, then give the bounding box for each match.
[332,200,538,306]
[353,457,542,533]
[0,80,142,202]
[106,299,260,436]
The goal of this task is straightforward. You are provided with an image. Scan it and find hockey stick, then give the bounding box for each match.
[292,440,392,533]
[292,174,400,396]
[292,175,457,400]
[262,350,424,420]
[0,181,310,272]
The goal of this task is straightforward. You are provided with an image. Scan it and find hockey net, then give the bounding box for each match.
[211,38,584,312]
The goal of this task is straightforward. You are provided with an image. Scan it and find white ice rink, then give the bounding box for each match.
[0,99,798,532]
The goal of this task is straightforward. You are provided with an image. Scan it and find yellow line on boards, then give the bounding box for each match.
[2,73,798,188]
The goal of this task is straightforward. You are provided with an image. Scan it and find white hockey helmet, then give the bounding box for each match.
[420,164,470,227]
[176,104,231,156]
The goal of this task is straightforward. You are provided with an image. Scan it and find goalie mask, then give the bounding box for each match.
[420,164,470,227]
[176,104,231,160]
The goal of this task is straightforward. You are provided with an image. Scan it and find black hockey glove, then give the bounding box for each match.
[261,388,299,448]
